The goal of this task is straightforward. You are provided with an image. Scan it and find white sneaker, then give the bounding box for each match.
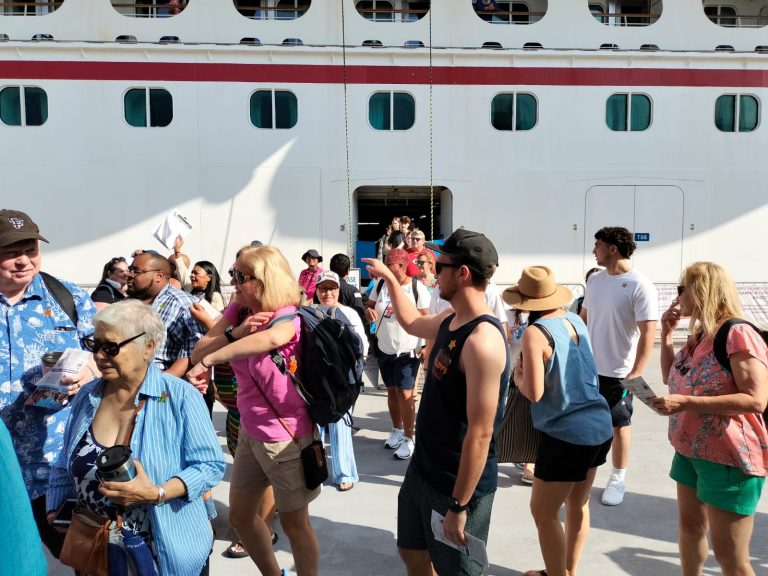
[601,478,625,506]
[384,428,404,449]
[393,437,414,460]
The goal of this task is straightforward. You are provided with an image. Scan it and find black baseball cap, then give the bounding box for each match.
[425,229,498,279]
[0,209,48,247]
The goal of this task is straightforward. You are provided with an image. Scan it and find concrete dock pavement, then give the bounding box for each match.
[45,345,768,575]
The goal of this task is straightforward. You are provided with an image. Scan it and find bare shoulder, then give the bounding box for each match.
[462,320,507,362]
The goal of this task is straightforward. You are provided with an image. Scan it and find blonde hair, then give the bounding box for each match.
[682,261,743,338]
[237,245,301,311]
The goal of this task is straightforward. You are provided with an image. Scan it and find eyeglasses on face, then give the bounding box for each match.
[407,237,423,243]
[435,262,460,274]
[415,260,428,267]
[82,332,146,357]
[677,285,685,297]
[128,268,161,276]
[317,285,339,293]
[229,269,255,284]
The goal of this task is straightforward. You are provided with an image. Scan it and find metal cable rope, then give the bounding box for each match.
[341,0,353,256]
[428,3,434,241]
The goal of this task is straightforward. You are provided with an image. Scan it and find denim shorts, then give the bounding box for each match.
[377,349,420,391]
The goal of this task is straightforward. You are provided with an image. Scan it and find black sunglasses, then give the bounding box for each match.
[110,256,126,264]
[677,285,685,296]
[82,332,146,357]
[229,269,255,284]
[435,262,460,274]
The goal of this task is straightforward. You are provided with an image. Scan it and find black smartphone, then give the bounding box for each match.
[52,499,78,526]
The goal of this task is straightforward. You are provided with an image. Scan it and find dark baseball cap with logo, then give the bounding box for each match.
[425,229,499,279]
[0,210,49,247]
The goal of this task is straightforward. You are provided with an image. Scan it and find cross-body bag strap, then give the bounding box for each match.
[248,365,298,443]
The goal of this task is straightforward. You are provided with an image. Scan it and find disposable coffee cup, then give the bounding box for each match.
[96,445,136,482]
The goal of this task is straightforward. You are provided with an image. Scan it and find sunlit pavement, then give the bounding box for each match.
[45,345,768,575]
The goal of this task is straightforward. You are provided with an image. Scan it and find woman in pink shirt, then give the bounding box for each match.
[188,245,319,576]
[298,249,323,302]
[652,262,768,576]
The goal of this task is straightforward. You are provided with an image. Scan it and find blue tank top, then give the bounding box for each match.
[530,312,612,445]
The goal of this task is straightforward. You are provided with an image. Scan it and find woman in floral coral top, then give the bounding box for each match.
[652,262,768,576]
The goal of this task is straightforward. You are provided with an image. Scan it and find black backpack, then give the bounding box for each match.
[713,318,768,422]
[269,305,365,426]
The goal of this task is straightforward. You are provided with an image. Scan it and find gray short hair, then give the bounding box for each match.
[93,300,166,351]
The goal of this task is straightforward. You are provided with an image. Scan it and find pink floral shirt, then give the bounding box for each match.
[667,323,768,476]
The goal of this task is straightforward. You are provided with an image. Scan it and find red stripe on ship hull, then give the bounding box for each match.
[0,61,766,87]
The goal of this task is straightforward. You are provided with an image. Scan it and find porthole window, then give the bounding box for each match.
[472,1,547,24]
[606,93,651,131]
[491,93,537,131]
[1,1,63,15]
[250,90,298,129]
[357,0,429,22]
[0,86,47,126]
[369,92,415,131]
[715,94,759,132]
[234,0,310,20]
[124,88,173,127]
[591,1,662,26]
[111,0,188,18]
[704,5,738,27]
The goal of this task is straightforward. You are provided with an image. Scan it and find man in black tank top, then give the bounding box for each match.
[364,229,510,576]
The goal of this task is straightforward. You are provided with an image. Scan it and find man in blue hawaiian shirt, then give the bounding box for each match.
[0,209,96,559]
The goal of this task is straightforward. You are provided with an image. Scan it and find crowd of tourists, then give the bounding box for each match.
[1,208,766,576]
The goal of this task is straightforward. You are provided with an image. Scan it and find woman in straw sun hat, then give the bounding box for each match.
[502,266,613,576]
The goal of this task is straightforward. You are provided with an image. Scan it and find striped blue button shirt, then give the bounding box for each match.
[47,363,225,576]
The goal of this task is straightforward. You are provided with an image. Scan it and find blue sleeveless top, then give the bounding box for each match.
[530,312,612,445]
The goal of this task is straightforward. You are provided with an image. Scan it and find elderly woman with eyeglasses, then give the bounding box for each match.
[91,256,129,310]
[650,262,768,576]
[187,244,320,576]
[46,299,225,576]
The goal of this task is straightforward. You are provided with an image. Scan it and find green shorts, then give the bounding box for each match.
[670,452,765,516]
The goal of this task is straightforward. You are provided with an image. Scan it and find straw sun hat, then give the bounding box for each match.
[502,266,573,311]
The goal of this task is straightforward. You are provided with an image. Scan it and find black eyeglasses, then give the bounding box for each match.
[229,269,255,284]
[415,260,428,267]
[128,267,161,276]
[435,262,460,274]
[82,332,146,357]
[677,285,685,296]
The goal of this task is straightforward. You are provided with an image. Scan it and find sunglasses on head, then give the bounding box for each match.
[82,332,146,357]
[229,269,255,284]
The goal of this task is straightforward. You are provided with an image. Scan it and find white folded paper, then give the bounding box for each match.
[153,209,193,249]
[430,510,489,569]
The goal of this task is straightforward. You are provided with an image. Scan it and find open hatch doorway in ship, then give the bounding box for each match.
[354,185,452,283]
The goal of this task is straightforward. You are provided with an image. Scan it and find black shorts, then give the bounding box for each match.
[534,433,613,483]
[598,375,634,428]
[397,464,494,576]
